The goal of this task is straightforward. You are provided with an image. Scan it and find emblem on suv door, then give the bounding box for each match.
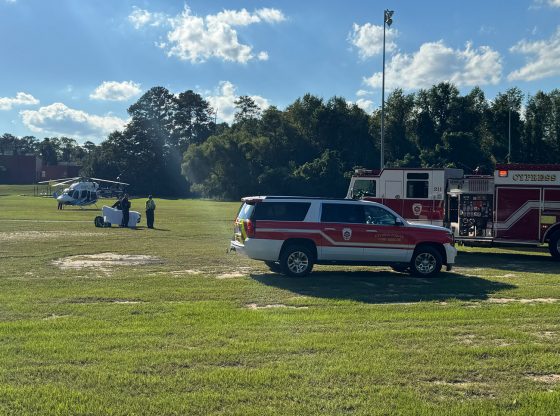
[342,227,352,241]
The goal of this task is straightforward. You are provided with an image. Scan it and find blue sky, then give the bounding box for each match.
[1,0,559,143]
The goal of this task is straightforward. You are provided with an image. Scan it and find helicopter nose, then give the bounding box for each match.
[57,195,71,202]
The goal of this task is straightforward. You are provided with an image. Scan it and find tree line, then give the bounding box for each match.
[2,82,560,199]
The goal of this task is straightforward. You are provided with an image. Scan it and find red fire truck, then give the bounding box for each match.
[347,164,560,259]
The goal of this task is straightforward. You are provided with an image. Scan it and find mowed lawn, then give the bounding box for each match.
[1,186,560,415]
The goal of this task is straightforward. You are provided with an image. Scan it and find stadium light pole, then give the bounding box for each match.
[380,9,393,169]
[508,105,511,164]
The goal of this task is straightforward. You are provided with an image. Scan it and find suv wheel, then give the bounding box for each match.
[411,246,442,277]
[280,245,314,277]
[264,261,282,273]
[549,231,560,260]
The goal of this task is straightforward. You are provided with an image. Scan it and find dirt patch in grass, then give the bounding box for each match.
[53,253,163,270]
[487,298,559,304]
[217,272,246,279]
[246,303,309,310]
[157,267,253,279]
[43,314,71,320]
[66,297,144,304]
[1,231,103,242]
[528,374,560,384]
[536,331,556,338]
[166,269,203,276]
[456,334,477,344]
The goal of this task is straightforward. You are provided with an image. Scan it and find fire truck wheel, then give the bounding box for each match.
[265,261,282,273]
[280,245,314,277]
[549,232,560,260]
[411,246,442,277]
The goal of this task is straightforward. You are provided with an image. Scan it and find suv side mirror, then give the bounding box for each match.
[395,218,405,226]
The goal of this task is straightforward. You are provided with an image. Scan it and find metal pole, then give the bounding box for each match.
[380,10,393,169]
[508,106,511,164]
[380,14,386,169]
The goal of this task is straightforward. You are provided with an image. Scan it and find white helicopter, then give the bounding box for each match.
[38,177,129,207]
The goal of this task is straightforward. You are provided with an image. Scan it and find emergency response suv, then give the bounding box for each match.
[229,196,457,277]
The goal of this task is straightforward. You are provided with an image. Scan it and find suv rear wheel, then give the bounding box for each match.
[280,245,314,277]
[411,246,442,277]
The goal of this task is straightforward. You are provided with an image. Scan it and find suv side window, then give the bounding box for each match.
[364,205,397,226]
[321,203,365,224]
[253,202,311,221]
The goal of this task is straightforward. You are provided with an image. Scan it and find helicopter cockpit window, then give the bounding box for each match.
[72,190,79,198]
[81,190,87,199]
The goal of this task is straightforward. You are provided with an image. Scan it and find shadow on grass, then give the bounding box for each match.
[251,270,515,304]
[456,249,559,274]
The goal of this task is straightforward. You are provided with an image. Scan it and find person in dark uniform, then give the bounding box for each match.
[145,195,156,229]
[112,197,122,210]
[120,194,131,228]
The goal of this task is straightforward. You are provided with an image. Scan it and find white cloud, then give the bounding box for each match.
[364,41,502,90]
[355,99,375,113]
[130,5,286,64]
[508,27,560,82]
[356,89,372,97]
[90,81,142,101]
[348,23,397,59]
[550,0,560,5]
[128,7,167,29]
[0,92,39,110]
[20,103,127,139]
[205,81,270,124]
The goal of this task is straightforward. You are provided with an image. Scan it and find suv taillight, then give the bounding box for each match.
[245,219,256,238]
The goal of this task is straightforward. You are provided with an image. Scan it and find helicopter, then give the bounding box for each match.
[38,177,129,207]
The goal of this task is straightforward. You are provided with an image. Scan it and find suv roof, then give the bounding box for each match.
[241,195,351,203]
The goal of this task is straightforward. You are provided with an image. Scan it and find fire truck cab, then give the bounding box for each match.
[347,164,560,259]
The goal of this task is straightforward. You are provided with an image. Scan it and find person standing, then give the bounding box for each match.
[145,195,156,229]
[112,197,122,210]
[121,194,131,228]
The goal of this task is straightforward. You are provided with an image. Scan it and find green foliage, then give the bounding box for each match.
[5,83,560,199]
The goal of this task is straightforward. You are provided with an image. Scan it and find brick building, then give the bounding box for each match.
[0,155,80,184]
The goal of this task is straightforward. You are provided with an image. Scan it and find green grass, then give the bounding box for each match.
[1,185,560,415]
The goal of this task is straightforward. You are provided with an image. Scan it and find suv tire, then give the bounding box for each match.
[549,231,560,260]
[280,245,314,277]
[411,246,442,277]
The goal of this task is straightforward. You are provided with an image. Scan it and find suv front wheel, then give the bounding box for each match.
[280,245,314,277]
[411,246,442,277]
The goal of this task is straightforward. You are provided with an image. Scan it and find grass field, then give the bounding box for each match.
[1,185,560,415]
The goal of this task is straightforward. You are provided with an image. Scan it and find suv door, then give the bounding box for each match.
[319,203,367,260]
[363,205,412,262]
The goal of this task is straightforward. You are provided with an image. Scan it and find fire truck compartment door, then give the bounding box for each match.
[495,187,540,241]
[383,181,404,214]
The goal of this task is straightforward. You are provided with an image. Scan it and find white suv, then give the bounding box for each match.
[230,196,457,277]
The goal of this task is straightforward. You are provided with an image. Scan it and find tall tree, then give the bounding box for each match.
[174,90,215,151]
